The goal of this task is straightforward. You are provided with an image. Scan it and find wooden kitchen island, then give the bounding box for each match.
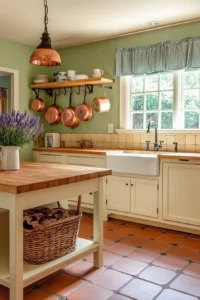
[0,162,111,300]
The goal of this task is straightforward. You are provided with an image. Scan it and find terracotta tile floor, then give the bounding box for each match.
[2,213,200,299]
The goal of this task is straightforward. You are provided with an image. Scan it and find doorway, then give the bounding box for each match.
[0,66,19,112]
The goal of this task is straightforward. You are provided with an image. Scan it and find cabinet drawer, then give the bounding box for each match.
[39,154,64,164]
[67,155,105,167]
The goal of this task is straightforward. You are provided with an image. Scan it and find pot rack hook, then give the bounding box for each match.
[62,87,67,95]
[86,85,93,94]
[45,88,53,97]
[75,86,80,95]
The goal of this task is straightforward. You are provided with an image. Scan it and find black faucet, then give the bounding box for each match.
[147,121,164,151]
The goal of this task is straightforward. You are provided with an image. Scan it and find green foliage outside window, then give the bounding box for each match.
[131,70,200,130]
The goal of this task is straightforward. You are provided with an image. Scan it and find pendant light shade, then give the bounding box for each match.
[30,0,61,66]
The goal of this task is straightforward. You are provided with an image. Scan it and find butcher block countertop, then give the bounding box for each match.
[0,162,112,194]
[32,147,118,156]
[33,147,200,160]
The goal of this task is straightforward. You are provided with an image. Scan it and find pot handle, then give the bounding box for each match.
[83,86,90,103]
[33,88,40,99]
[69,87,72,106]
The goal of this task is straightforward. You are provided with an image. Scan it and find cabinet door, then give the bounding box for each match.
[163,162,200,226]
[107,176,131,212]
[131,178,158,218]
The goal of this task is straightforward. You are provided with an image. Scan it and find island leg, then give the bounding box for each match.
[9,199,23,300]
[93,177,104,268]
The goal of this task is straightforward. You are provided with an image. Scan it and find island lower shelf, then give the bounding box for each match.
[0,238,98,288]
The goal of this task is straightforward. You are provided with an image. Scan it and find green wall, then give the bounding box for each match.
[1,21,200,160]
[42,21,200,134]
[0,38,47,161]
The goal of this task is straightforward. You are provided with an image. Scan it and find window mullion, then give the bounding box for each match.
[173,70,182,129]
[158,74,161,129]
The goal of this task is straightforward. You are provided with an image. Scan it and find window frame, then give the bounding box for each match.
[119,70,200,133]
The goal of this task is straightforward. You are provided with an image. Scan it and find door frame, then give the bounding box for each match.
[0,66,19,110]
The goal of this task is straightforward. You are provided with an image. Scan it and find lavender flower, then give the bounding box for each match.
[0,109,44,147]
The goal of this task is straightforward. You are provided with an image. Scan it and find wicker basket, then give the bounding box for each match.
[24,196,82,264]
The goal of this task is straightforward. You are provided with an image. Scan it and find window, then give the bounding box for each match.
[123,69,200,130]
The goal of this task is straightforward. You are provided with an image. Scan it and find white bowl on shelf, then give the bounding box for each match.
[33,79,49,84]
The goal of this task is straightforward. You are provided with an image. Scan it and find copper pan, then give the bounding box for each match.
[93,97,110,113]
[44,92,62,125]
[31,89,45,112]
[61,88,81,128]
[31,98,45,112]
[75,87,93,121]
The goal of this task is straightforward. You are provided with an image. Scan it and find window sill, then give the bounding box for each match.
[116,129,200,135]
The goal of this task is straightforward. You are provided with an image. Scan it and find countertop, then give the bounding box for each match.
[32,147,120,156]
[33,147,200,161]
[0,162,111,194]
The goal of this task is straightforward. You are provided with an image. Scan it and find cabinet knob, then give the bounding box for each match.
[126,183,129,186]
[131,184,134,186]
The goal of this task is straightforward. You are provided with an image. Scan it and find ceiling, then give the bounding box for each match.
[0,0,199,49]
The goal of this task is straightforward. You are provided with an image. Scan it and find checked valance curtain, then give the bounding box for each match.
[115,36,200,76]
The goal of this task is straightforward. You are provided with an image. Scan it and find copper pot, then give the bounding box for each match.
[31,97,45,112]
[31,89,45,112]
[44,93,62,125]
[93,97,110,113]
[75,88,93,121]
[61,89,81,128]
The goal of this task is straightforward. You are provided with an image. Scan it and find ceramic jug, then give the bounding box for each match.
[0,146,20,170]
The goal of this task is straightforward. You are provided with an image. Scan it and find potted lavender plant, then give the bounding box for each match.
[0,110,44,170]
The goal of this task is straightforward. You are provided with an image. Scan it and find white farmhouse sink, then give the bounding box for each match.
[106,152,159,176]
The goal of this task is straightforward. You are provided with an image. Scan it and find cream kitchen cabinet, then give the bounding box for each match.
[163,162,200,226]
[107,175,158,218]
[131,178,158,218]
[36,153,66,164]
[107,176,131,212]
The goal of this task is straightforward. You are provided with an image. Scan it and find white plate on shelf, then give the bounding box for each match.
[75,74,89,80]
[33,79,49,84]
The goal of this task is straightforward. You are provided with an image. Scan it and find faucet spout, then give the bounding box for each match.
[146,121,163,151]
[155,127,157,144]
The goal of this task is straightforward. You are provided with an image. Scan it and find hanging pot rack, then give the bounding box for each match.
[30,77,114,96]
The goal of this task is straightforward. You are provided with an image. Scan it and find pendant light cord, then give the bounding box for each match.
[44,0,48,32]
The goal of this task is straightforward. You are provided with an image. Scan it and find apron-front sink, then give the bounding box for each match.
[106,152,159,175]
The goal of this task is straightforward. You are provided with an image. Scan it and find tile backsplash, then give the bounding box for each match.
[59,133,200,153]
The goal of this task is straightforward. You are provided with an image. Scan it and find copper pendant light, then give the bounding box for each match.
[30,0,61,66]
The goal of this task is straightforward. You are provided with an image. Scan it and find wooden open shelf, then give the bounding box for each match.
[29,77,114,89]
[0,238,98,288]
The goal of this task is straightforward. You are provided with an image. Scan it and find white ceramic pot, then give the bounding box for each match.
[0,146,20,170]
